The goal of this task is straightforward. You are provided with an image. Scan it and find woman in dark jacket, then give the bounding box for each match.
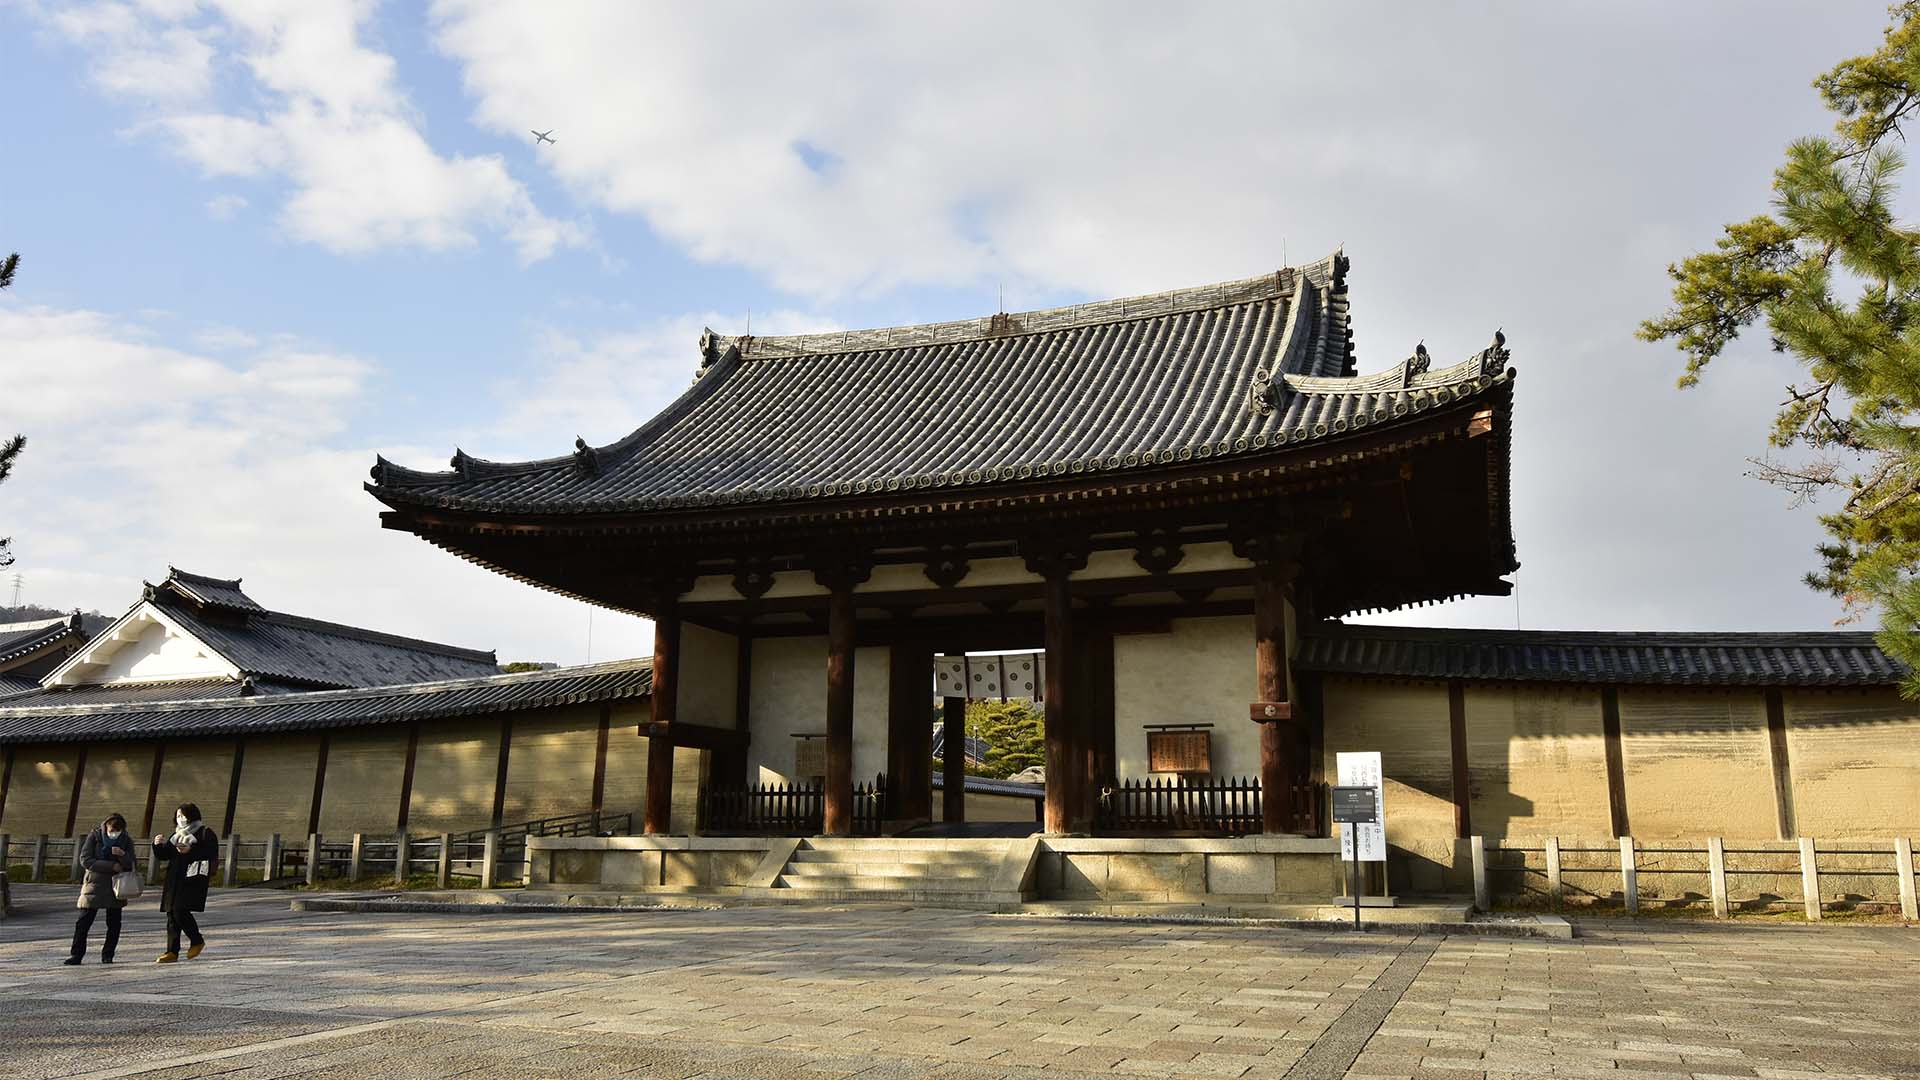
[152,802,218,963]
[65,812,137,965]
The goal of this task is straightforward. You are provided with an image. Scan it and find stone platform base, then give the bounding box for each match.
[287,889,1570,938]
[525,833,1345,907]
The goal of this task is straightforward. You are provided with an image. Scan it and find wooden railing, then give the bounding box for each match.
[1097,777,1263,835]
[1095,778,1325,836]
[701,776,886,836]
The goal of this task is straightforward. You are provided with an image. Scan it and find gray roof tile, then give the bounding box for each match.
[368,254,1513,515]
[1295,625,1907,687]
[0,659,651,744]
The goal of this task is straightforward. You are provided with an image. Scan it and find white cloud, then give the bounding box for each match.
[42,0,585,263]
[476,309,839,459]
[203,193,248,220]
[426,2,1505,299]
[0,302,650,665]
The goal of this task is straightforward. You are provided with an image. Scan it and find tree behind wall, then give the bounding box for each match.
[1640,6,1920,694]
[1,251,23,569]
[966,699,1046,779]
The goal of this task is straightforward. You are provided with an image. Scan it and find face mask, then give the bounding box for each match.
[106,829,123,838]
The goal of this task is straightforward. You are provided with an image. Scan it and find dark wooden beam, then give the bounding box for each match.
[887,643,934,823]
[1447,680,1470,838]
[1600,687,1629,838]
[490,719,513,829]
[942,694,966,824]
[222,738,246,836]
[1026,540,1088,835]
[65,746,88,838]
[396,724,420,831]
[142,742,167,837]
[0,747,12,827]
[307,734,331,837]
[666,723,749,751]
[822,580,858,835]
[643,601,680,835]
[1765,688,1797,840]
[590,705,611,821]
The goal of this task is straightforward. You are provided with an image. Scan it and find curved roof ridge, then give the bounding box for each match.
[0,656,647,718]
[737,251,1343,362]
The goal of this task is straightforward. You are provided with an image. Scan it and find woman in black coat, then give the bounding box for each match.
[152,801,218,963]
[65,812,136,965]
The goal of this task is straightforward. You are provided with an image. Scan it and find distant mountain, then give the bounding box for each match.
[0,605,114,636]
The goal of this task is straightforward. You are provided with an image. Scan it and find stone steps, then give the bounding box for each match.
[753,838,1023,909]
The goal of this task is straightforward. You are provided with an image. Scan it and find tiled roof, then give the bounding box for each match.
[161,568,265,613]
[1295,625,1908,687]
[0,659,651,744]
[0,675,38,698]
[369,254,1515,515]
[152,592,499,688]
[0,614,89,667]
[930,774,1045,800]
[134,568,500,689]
[0,678,311,708]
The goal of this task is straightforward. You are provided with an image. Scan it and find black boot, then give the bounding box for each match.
[62,957,81,966]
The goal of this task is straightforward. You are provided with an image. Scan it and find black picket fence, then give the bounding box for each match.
[702,776,886,836]
[1096,776,1279,836]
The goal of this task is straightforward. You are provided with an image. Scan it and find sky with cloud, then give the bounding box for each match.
[0,1,1897,665]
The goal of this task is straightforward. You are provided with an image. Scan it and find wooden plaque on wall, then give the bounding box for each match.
[1147,730,1211,774]
[794,737,827,781]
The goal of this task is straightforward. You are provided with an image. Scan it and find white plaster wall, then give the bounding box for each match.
[746,636,891,785]
[1113,615,1262,780]
[677,622,738,729]
[89,616,233,684]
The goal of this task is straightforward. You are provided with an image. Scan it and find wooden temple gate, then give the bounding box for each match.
[366,256,1516,842]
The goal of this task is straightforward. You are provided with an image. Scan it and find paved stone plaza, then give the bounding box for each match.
[1,885,1916,1080]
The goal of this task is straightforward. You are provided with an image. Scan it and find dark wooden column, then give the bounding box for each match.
[643,598,680,835]
[815,559,870,836]
[1600,686,1629,838]
[1026,541,1088,835]
[1447,680,1471,838]
[1238,530,1302,835]
[942,693,966,823]
[887,643,934,825]
[142,742,166,837]
[65,746,88,837]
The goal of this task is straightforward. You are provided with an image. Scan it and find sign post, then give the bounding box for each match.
[1330,785,1378,930]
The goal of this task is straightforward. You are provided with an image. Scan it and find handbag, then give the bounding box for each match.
[112,869,145,901]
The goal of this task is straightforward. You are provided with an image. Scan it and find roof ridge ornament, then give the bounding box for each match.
[1477,328,1509,376]
[572,437,600,477]
[1403,342,1431,387]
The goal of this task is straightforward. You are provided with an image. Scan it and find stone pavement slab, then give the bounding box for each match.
[0,884,1916,1079]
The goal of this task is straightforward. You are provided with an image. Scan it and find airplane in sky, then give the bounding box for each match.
[531,129,556,145]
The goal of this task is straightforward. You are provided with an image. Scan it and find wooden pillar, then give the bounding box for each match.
[590,704,611,826]
[1764,688,1798,840]
[724,633,754,787]
[1447,680,1471,838]
[1088,628,1117,792]
[0,746,12,825]
[1253,566,1292,835]
[396,724,420,831]
[64,746,88,838]
[942,693,966,823]
[222,738,246,835]
[307,733,331,838]
[1600,687,1629,838]
[644,599,680,835]
[887,643,934,824]
[142,742,166,837]
[822,581,858,836]
[489,718,513,829]
[1026,542,1088,835]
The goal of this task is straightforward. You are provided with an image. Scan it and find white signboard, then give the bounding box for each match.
[1335,751,1387,862]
